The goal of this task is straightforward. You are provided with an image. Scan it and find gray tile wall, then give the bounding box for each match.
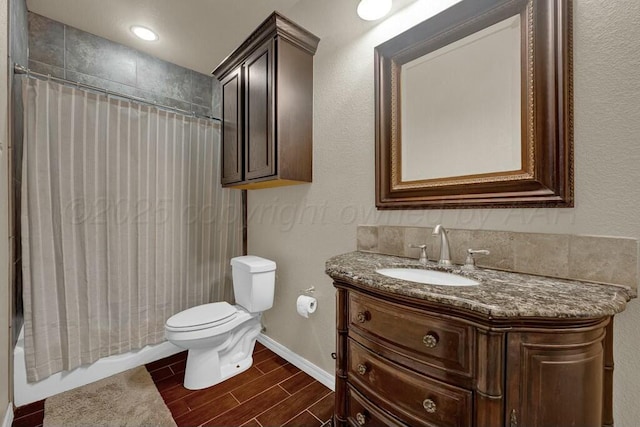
[28,12,222,118]
[9,0,29,346]
[10,0,28,66]
[357,225,640,290]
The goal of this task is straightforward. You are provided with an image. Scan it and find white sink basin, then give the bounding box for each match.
[376,268,479,286]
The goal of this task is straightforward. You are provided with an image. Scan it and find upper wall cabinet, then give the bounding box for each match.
[213,12,320,189]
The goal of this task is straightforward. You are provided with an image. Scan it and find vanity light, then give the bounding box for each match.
[131,25,158,41]
[357,0,392,21]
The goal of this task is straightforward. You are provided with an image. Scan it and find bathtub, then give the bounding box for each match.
[13,326,182,406]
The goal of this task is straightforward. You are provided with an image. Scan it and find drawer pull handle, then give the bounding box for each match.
[510,409,518,427]
[356,412,367,425]
[356,311,370,323]
[357,363,368,375]
[423,333,439,348]
[423,398,437,413]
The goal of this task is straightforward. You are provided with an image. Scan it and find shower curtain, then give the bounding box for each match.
[21,78,242,382]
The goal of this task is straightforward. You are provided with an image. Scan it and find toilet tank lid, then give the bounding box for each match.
[231,255,276,273]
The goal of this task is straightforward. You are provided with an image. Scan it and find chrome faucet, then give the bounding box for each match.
[463,248,490,270]
[432,224,452,266]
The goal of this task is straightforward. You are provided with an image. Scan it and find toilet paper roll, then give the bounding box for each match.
[296,295,317,318]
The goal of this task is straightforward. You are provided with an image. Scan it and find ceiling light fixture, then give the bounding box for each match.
[131,25,158,41]
[357,0,393,21]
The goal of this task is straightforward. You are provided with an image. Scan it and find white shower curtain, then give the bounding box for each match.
[21,78,242,382]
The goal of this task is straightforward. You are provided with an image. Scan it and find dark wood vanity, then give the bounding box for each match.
[327,252,632,427]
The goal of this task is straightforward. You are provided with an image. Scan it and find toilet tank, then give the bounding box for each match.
[230,256,276,313]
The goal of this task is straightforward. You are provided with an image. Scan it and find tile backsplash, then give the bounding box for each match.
[357,225,639,290]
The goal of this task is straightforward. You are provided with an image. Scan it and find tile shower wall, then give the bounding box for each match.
[357,225,639,290]
[10,0,28,346]
[27,12,222,118]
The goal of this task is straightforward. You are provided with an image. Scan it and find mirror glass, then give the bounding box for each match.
[401,15,522,182]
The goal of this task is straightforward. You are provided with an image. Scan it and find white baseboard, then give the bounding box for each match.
[257,334,335,391]
[1,403,13,427]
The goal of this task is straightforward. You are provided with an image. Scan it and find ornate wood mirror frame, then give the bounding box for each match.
[375,0,573,209]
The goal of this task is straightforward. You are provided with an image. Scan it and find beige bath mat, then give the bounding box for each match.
[43,366,177,427]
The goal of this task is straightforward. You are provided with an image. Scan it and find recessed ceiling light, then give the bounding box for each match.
[131,25,158,41]
[357,0,393,21]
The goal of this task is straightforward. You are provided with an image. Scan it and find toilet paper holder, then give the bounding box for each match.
[300,286,315,295]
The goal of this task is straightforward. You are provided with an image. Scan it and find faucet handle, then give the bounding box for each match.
[408,244,428,265]
[463,249,490,270]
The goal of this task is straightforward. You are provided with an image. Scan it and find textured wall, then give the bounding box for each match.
[28,12,221,118]
[249,0,640,423]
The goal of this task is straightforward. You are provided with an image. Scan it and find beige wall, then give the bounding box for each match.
[248,0,640,424]
[0,0,11,421]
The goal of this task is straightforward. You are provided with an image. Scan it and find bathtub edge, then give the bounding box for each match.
[13,327,182,407]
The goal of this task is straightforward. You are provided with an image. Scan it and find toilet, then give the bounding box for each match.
[164,255,276,390]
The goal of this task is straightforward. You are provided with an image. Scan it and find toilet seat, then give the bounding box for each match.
[166,302,238,332]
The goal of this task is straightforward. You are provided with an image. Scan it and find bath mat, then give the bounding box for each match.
[43,366,177,427]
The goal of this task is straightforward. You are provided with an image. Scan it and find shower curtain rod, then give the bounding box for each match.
[14,63,222,122]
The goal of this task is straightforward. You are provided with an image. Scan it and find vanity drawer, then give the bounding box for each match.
[348,292,474,378]
[347,386,406,427]
[348,339,472,427]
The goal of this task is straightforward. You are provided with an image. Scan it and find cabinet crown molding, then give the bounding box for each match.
[212,11,320,79]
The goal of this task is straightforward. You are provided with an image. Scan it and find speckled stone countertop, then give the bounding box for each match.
[326,252,634,319]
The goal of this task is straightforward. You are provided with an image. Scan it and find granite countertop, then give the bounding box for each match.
[325,251,634,319]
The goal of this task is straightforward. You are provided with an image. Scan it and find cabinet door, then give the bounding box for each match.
[505,327,605,427]
[244,39,275,180]
[221,67,243,185]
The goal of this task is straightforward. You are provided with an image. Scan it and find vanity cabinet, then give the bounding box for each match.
[213,12,319,189]
[334,285,614,427]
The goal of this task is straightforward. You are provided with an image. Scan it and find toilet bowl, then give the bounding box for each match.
[164,255,276,390]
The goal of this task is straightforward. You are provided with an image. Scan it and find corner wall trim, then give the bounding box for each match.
[257,334,335,391]
[2,403,14,427]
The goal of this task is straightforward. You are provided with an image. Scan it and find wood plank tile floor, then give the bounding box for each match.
[12,342,334,427]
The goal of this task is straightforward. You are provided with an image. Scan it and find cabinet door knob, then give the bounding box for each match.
[357,363,368,375]
[356,412,367,425]
[423,398,437,413]
[356,311,370,323]
[423,332,439,348]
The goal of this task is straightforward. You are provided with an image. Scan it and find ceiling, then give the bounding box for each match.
[25,0,304,75]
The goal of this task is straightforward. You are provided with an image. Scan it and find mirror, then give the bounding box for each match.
[375,0,573,209]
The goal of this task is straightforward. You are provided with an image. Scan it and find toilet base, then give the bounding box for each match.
[182,316,261,390]
[183,350,254,390]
